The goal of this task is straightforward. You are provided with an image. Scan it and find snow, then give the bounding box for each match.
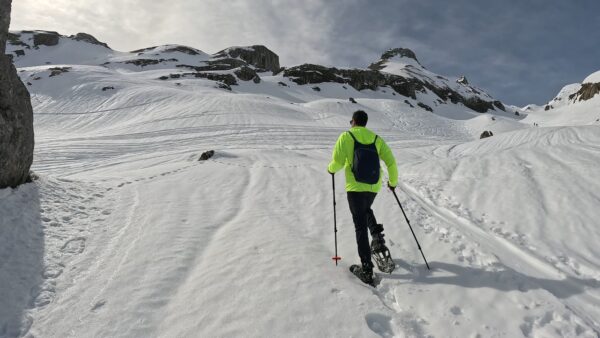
[583,70,600,84]
[2,33,600,338]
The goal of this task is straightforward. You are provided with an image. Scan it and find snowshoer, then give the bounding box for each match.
[328,110,398,285]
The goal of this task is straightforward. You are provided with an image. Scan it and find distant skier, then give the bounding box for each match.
[328,110,398,285]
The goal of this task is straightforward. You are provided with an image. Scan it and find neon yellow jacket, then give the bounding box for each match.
[328,126,398,192]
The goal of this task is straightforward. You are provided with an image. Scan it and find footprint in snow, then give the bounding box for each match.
[60,237,86,254]
[365,313,395,338]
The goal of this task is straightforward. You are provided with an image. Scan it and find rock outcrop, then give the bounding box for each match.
[368,47,422,70]
[0,0,35,188]
[283,57,505,114]
[569,83,600,102]
[70,32,110,49]
[33,31,60,47]
[214,45,280,73]
[234,66,261,83]
[480,131,494,139]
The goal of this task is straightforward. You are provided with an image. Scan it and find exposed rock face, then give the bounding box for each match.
[0,2,8,52]
[33,31,60,46]
[234,66,260,83]
[569,83,600,102]
[214,45,280,73]
[0,0,35,188]
[70,32,110,49]
[283,61,504,113]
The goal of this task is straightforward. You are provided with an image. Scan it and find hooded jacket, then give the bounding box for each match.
[328,126,398,192]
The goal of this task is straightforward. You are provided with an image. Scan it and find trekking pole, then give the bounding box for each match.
[392,189,430,270]
[331,174,341,265]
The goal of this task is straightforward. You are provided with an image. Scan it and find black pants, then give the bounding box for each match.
[347,192,384,268]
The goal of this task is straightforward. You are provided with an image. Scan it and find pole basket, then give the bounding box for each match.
[332,256,342,265]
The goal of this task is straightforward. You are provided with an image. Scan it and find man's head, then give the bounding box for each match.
[351,110,368,127]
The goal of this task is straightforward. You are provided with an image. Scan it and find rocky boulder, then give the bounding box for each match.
[215,45,280,73]
[70,32,110,49]
[33,31,60,47]
[480,131,494,139]
[0,0,35,188]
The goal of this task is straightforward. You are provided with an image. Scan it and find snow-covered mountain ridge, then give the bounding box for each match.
[7,30,517,117]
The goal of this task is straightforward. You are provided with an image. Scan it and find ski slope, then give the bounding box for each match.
[2,35,600,338]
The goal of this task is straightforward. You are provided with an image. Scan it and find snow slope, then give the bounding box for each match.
[2,32,600,338]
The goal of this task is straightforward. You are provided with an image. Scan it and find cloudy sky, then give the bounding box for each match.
[9,0,600,106]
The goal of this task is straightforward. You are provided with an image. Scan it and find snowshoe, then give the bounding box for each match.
[371,237,395,273]
[349,264,378,287]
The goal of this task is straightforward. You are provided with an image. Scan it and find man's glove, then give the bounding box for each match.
[328,170,334,176]
[388,182,396,191]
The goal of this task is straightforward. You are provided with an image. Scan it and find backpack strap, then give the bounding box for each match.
[347,131,358,142]
[348,131,378,145]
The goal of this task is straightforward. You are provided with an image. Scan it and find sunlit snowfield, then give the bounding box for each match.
[2,33,600,337]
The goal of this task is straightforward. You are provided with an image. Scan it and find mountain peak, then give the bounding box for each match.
[380,47,419,62]
[368,47,422,71]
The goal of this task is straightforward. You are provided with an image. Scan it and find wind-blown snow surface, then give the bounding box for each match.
[2,40,600,338]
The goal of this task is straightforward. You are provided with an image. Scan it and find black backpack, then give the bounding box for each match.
[348,131,380,184]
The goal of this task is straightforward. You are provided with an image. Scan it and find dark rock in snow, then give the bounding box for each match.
[33,31,60,46]
[480,131,494,139]
[48,67,71,77]
[70,33,110,49]
[199,150,215,161]
[404,100,414,108]
[284,64,343,85]
[569,83,600,102]
[0,0,35,188]
[493,101,506,111]
[312,86,321,92]
[417,102,433,112]
[163,45,200,55]
[124,58,177,67]
[457,76,469,85]
[234,66,260,82]
[102,86,115,91]
[6,32,27,48]
[349,97,357,104]
[463,96,496,113]
[214,45,280,73]
[278,81,288,87]
[544,105,551,111]
[217,82,232,91]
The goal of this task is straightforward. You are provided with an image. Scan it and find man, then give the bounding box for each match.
[328,110,398,285]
